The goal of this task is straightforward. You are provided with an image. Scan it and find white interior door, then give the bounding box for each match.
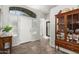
[19,16,32,44]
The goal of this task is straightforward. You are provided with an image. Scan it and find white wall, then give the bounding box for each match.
[40,18,46,37]
[40,13,50,39]
[32,19,40,40]
[50,5,78,53]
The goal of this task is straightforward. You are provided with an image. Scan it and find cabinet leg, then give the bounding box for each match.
[10,46,12,54]
[10,43,12,54]
[10,48,11,54]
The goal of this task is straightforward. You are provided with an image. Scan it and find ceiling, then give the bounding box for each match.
[27,5,56,14]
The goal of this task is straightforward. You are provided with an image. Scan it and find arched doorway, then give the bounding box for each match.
[9,7,37,46]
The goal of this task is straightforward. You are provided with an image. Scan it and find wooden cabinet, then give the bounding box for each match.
[0,36,12,54]
[55,9,79,53]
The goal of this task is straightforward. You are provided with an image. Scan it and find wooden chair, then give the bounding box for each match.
[0,36,12,54]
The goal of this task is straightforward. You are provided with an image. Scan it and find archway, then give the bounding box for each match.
[9,7,37,46]
[9,7,37,18]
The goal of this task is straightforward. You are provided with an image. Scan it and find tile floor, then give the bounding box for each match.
[11,39,66,54]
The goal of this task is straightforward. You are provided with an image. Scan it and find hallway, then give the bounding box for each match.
[12,40,65,54]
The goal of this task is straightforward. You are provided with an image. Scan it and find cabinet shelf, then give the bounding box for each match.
[57,23,64,25]
[55,9,79,53]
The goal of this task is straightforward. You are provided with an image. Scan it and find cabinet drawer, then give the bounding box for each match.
[3,38,12,43]
[65,45,79,52]
[72,46,79,52]
[65,45,72,50]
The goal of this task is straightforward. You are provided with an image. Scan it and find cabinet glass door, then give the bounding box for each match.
[56,16,65,40]
[67,15,73,42]
[73,14,79,43]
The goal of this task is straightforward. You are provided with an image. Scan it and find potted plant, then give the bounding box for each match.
[2,24,12,36]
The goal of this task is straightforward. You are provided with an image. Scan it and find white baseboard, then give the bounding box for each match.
[12,39,40,47]
[12,42,21,47]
